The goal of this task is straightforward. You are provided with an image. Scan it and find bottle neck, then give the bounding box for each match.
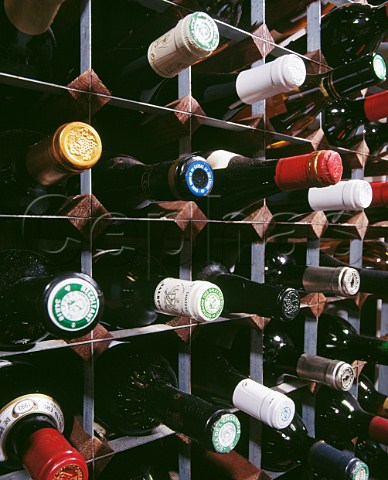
[346,331,388,365]
[359,376,388,418]
[145,382,240,453]
[264,341,302,381]
[308,440,369,480]
[96,155,213,211]
[1,273,101,340]
[7,414,57,465]
[270,265,360,296]
[192,346,248,402]
[204,271,300,321]
[325,54,385,99]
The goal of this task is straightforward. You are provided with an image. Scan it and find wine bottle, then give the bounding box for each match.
[286,2,388,68]
[265,243,388,297]
[355,438,388,480]
[267,53,386,137]
[323,89,388,150]
[363,120,388,156]
[194,260,301,322]
[93,153,214,212]
[95,342,241,454]
[99,11,220,103]
[265,180,372,216]
[316,386,388,445]
[263,324,355,391]
[318,313,388,365]
[92,249,224,329]
[201,149,343,218]
[262,412,369,479]
[0,122,102,215]
[0,249,103,346]
[358,374,388,419]
[265,255,360,297]
[0,357,88,478]
[0,0,65,80]
[191,341,295,429]
[152,53,307,120]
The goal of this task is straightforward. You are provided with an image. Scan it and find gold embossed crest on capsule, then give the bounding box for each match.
[26,122,102,186]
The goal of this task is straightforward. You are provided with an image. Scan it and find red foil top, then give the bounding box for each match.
[370,182,388,207]
[368,416,388,444]
[364,90,388,122]
[274,150,343,191]
[22,428,88,480]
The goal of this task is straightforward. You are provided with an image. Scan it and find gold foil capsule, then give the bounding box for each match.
[26,122,102,186]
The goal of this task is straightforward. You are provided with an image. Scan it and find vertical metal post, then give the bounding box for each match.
[249,242,265,467]
[177,66,192,480]
[80,0,94,453]
[303,238,320,437]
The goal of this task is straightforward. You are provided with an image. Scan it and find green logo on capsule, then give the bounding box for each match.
[373,54,386,81]
[48,279,99,331]
[352,463,369,480]
[200,287,224,320]
[189,12,220,52]
[212,414,241,454]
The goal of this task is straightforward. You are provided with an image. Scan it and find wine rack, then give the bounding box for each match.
[0,0,388,478]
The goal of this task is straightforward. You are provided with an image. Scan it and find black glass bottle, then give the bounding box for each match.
[92,249,224,329]
[195,260,300,322]
[93,154,214,213]
[95,342,241,454]
[262,412,369,479]
[316,386,388,446]
[0,249,104,347]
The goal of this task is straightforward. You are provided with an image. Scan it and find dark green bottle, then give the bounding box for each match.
[95,342,241,454]
[318,314,388,365]
[262,412,369,479]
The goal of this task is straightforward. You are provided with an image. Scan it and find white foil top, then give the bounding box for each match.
[308,180,372,211]
[235,54,306,105]
[232,379,295,429]
[154,278,224,322]
[148,12,219,78]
